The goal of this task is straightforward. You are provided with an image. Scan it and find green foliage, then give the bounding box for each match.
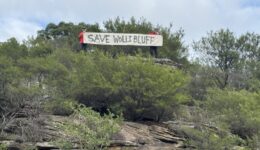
[238,32,260,57]
[247,135,260,150]
[51,51,190,121]
[193,29,260,90]
[56,103,122,150]
[0,56,23,114]
[187,63,218,101]
[44,99,75,116]
[113,56,190,121]
[0,144,7,150]
[182,127,243,150]
[37,21,101,50]
[0,38,28,61]
[0,38,29,110]
[0,56,16,94]
[194,29,241,70]
[193,29,242,88]
[54,139,73,150]
[205,89,260,139]
[27,38,53,57]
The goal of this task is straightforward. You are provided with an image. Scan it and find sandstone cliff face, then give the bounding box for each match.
[0,115,193,150]
[109,122,186,150]
[1,114,247,150]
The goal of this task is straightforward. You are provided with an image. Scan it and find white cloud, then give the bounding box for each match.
[0,19,42,42]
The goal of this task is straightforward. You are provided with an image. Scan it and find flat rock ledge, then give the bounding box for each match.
[0,115,191,150]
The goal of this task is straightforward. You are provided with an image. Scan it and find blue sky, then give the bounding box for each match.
[0,0,260,53]
[241,0,260,7]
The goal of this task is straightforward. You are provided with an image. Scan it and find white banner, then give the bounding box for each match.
[83,32,163,46]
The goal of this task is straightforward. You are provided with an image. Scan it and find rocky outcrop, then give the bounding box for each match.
[1,115,246,150]
[109,122,187,150]
[0,115,193,150]
[154,58,182,68]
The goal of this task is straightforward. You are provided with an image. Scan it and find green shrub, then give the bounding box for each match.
[55,103,122,150]
[206,89,260,140]
[44,99,75,116]
[182,127,243,150]
[113,56,190,121]
[54,51,190,121]
[54,139,73,150]
[0,144,7,150]
[1,45,190,122]
[247,135,260,150]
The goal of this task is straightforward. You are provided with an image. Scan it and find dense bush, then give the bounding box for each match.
[0,144,7,150]
[1,18,190,123]
[44,98,75,116]
[55,103,122,150]
[205,89,260,141]
[0,39,40,115]
[113,56,189,121]
[50,51,190,121]
[182,127,243,150]
[0,37,190,122]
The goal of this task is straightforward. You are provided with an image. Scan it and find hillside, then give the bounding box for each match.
[0,20,260,150]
